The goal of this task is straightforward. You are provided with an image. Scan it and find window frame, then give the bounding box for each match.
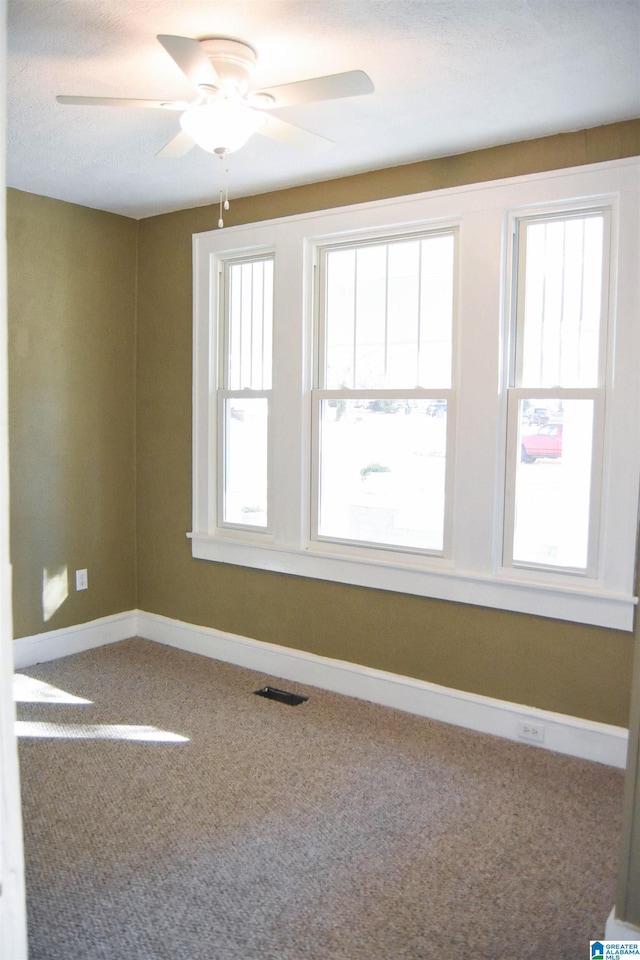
[310,227,458,558]
[217,391,272,533]
[310,389,456,557]
[190,159,640,630]
[502,205,612,578]
[216,253,274,534]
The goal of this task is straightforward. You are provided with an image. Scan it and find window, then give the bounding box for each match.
[191,160,640,629]
[219,256,273,530]
[313,231,456,554]
[504,211,608,575]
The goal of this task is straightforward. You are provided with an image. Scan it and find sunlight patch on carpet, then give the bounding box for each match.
[14,674,93,705]
[16,721,189,742]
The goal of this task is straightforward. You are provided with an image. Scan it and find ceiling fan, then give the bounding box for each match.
[56,34,375,159]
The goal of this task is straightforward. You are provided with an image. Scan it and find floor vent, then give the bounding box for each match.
[254,686,309,706]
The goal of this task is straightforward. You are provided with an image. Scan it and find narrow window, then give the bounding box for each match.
[504,212,608,573]
[314,231,456,554]
[219,256,273,529]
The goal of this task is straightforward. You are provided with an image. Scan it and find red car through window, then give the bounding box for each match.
[520,422,563,463]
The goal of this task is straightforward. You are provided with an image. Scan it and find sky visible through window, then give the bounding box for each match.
[324,235,454,390]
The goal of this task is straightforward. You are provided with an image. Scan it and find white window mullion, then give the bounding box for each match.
[270,233,307,549]
[451,208,504,575]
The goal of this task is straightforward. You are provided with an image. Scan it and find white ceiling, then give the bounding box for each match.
[7,0,640,220]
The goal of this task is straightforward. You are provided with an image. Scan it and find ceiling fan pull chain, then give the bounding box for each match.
[217,150,231,228]
[224,152,230,212]
[217,152,225,228]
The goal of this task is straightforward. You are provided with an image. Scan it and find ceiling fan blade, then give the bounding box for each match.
[56,96,187,110]
[257,114,333,151]
[157,34,220,89]
[255,70,374,109]
[155,129,196,158]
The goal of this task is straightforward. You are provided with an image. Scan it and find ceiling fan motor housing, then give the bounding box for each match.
[200,38,257,95]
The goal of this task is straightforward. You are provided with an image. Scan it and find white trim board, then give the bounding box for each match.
[12,611,137,669]
[13,609,628,768]
[137,611,627,768]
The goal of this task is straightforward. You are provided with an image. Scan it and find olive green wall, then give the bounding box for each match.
[136,120,640,729]
[7,190,137,638]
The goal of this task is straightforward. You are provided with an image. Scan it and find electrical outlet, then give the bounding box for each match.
[517,719,545,743]
[75,569,88,591]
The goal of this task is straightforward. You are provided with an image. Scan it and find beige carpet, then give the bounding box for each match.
[15,638,623,959]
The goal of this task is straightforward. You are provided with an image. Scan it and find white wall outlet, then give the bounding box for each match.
[517,719,545,743]
[75,569,88,591]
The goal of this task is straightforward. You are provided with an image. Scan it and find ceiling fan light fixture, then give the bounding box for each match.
[247,92,276,110]
[179,100,265,154]
[55,32,374,227]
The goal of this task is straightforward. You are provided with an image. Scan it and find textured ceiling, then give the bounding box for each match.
[7,0,640,219]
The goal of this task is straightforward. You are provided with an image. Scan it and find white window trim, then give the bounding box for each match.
[190,158,640,631]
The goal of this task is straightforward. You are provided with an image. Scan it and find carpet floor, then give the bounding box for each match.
[15,637,624,959]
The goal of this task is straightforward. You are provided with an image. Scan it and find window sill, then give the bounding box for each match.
[189,533,636,631]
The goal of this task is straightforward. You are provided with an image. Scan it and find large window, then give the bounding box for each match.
[313,231,456,554]
[191,160,640,630]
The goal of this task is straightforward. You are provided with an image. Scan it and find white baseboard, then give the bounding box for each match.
[136,610,628,769]
[605,906,640,939]
[12,611,137,669]
[13,609,628,767]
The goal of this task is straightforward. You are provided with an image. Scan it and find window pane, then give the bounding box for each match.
[325,248,357,389]
[227,259,273,390]
[323,234,454,390]
[513,399,594,569]
[317,399,447,552]
[418,235,455,387]
[386,241,421,386]
[520,216,603,387]
[222,398,268,527]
